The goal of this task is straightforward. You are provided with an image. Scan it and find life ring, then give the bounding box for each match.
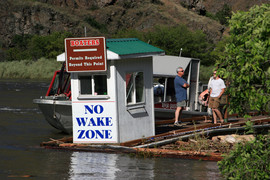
[199,89,209,106]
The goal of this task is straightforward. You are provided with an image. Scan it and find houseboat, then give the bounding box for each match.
[33,38,207,134]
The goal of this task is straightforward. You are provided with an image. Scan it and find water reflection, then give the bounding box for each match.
[69,152,154,179]
[69,152,119,179]
[68,152,221,180]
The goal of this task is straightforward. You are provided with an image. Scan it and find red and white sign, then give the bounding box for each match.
[65,37,107,72]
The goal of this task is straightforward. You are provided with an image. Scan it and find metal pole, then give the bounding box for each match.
[179,48,182,57]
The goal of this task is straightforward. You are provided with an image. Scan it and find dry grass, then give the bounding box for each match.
[161,134,234,154]
[0,58,61,80]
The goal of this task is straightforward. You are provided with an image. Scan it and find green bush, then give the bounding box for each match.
[84,17,107,33]
[5,31,72,61]
[199,65,215,83]
[218,134,270,180]
[205,4,232,26]
[114,25,215,65]
[216,4,232,25]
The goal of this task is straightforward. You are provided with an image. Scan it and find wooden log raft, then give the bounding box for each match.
[40,115,270,162]
[41,142,223,161]
[134,148,223,161]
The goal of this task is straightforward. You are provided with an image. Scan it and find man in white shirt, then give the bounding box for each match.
[209,70,226,124]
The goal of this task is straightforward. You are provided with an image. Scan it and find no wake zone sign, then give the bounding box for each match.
[65,37,107,72]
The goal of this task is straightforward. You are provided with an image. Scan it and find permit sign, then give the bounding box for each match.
[65,37,107,72]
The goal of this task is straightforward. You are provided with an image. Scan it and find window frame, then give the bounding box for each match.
[126,71,145,106]
[78,74,109,100]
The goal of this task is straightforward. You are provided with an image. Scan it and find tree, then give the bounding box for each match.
[145,25,213,65]
[217,4,270,116]
[114,25,214,65]
[6,31,72,61]
[216,4,232,25]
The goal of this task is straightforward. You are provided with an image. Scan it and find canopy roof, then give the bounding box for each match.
[153,55,199,76]
[57,38,165,61]
[106,38,164,58]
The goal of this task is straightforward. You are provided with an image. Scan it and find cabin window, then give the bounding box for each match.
[79,75,107,95]
[166,78,176,101]
[48,71,70,96]
[126,72,145,105]
[153,77,175,102]
[153,78,165,102]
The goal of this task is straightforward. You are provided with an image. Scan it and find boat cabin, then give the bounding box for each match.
[152,56,202,119]
[67,38,164,143]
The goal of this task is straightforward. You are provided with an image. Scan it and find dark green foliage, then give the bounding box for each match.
[216,4,270,116]
[149,25,214,65]
[114,25,215,65]
[151,0,164,5]
[84,17,107,33]
[244,120,254,135]
[6,34,33,61]
[216,4,232,25]
[205,11,217,21]
[210,36,231,61]
[218,134,270,180]
[6,31,72,61]
[205,4,232,25]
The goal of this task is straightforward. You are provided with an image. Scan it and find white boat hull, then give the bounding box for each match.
[34,97,208,134]
[33,97,72,134]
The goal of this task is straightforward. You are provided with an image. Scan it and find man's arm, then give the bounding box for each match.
[183,83,189,88]
[218,88,225,98]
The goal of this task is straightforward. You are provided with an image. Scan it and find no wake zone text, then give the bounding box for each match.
[75,105,114,140]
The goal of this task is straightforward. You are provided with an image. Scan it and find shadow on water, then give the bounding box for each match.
[0,79,222,179]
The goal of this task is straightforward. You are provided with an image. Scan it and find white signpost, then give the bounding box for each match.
[72,101,117,143]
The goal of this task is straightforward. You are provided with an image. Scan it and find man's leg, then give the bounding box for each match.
[215,109,224,122]
[179,108,183,122]
[175,107,182,123]
[212,109,218,124]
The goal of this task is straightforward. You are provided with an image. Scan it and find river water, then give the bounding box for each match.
[0,80,222,179]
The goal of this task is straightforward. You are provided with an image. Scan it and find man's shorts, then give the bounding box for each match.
[208,97,220,109]
[177,100,187,107]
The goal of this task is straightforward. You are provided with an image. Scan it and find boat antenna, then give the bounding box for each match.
[179,48,183,57]
[84,26,87,37]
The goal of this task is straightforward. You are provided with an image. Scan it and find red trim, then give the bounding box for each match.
[46,70,60,96]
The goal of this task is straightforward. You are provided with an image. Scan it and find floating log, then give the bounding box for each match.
[134,148,223,161]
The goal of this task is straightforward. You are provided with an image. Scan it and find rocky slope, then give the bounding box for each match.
[0,0,268,50]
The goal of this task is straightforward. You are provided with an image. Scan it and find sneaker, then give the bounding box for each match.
[174,122,183,126]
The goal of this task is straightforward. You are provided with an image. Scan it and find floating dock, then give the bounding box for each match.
[41,114,270,161]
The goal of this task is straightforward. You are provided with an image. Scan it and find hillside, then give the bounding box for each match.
[0,0,268,55]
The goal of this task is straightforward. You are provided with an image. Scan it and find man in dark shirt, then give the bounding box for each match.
[174,67,189,126]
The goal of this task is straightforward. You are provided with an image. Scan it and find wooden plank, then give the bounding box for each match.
[121,123,223,147]
[155,115,211,125]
